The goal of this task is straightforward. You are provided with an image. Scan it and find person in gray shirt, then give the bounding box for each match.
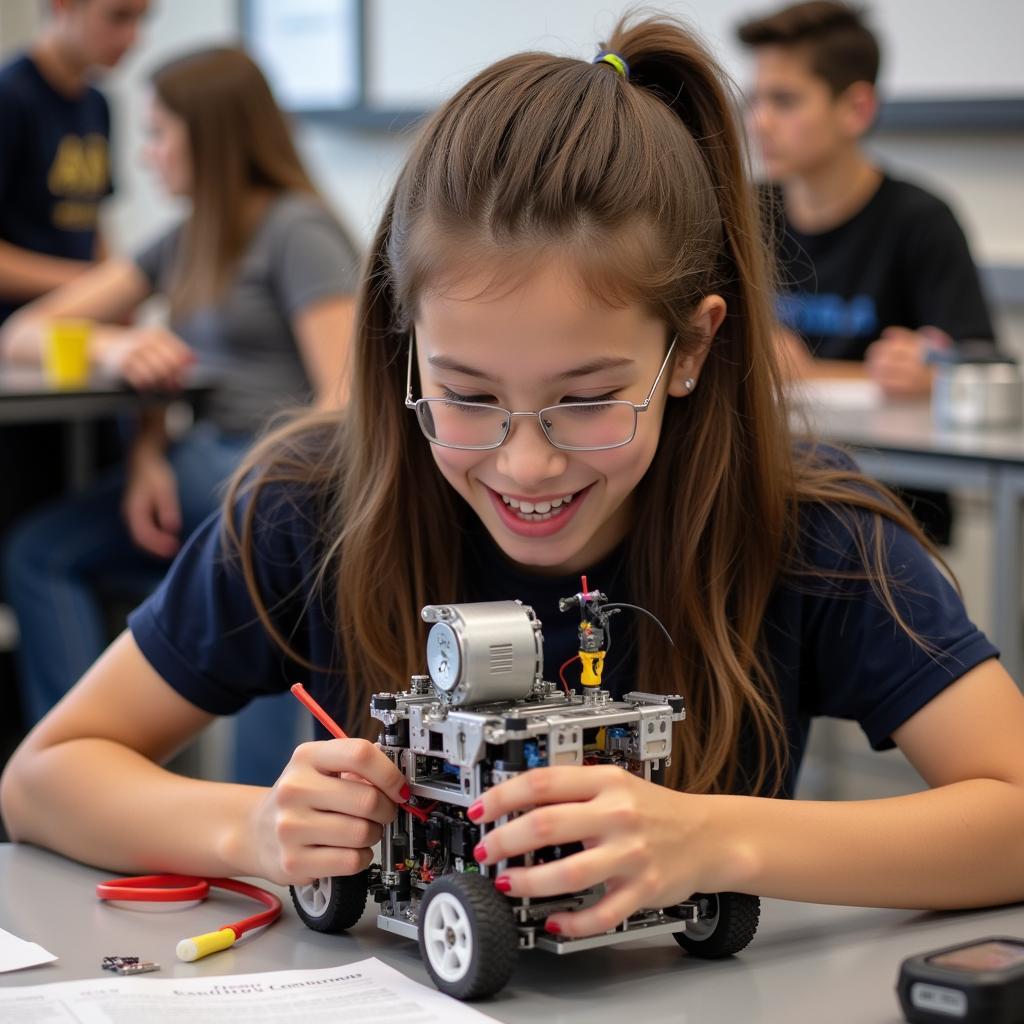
[133,190,356,437]
[1,49,359,782]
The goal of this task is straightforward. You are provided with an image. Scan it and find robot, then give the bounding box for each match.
[290,581,760,999]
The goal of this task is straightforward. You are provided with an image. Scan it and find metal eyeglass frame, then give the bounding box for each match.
[404,331,679,452]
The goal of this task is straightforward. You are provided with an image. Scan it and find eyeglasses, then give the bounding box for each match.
[405,332,678,452]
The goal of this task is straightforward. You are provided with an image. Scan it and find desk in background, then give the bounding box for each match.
[0,366,217,492]
[2,843,1023,1022]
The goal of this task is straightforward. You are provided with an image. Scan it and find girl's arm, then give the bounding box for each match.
[291,294,356,409]
[472,658,1024,937]
[0,259,151,363]
[0,259,194,389]
[0,630,408,881]
[736,657,1024,907]
[775,326,869,382]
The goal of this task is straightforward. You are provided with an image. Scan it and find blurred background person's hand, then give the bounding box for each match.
[122,437,181,558]
[865,325,951,398]
[94,324,195,391]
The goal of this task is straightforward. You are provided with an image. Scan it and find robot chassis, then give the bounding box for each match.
[290,583,760,999]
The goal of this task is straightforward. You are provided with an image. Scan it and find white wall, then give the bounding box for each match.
[365,0,1024,106]
[298,0,1024,355]
[3,2,1022,302]
[312,0,1024,298]
[0,2,39,54]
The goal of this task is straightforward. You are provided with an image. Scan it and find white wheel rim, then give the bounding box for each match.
[295,877,332,918]
[686,896,720,941]
[423,891,474,983]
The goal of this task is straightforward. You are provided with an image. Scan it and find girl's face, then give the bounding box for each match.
[142,94,191,197]
[414,258,723,576]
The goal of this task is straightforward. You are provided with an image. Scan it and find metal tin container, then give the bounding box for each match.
[930,345,1022,429]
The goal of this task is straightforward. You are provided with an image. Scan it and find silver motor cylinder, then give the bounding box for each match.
[421,601,543,706]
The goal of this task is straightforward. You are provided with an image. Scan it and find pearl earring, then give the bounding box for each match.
[684,378,695,392]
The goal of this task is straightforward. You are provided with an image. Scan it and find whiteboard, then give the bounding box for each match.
[247,0,361,110]
[364,0,1024,110]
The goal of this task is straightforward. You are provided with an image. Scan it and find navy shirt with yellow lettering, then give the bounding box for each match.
[0,53,112,323]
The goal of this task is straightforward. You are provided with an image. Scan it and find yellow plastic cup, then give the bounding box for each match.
[44,319,92,388]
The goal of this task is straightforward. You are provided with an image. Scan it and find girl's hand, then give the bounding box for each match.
[248,738,409,886]
[97,325,195,390]
[471,766,754,939]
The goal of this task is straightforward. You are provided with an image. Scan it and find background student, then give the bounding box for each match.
[0,0,149,314]
[1,46,360,784]
[736,0,996,543]
[0,0,149,728]
[737,0,996,396]
[2,14,1023,939]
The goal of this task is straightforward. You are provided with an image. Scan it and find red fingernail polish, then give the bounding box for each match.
[544,919,562,935]
[473,842,487,862]
[399,783,411,801]
[494,875,512,893]
[467,800,484,822]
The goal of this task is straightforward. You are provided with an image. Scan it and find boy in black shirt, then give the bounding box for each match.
[0,0,148,323]
[736,1,996,399]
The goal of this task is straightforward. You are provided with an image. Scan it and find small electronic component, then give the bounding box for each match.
[101,955,160,975]
[101,955,137,969]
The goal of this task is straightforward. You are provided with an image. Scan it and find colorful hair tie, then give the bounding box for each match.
[593,50,630,80]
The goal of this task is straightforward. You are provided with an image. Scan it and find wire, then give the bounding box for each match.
[558,654,579,695]
[602,602,676,647]
[96,874,283,962]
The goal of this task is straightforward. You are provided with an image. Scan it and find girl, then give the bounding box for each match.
[0,48,359,783]
[3,16,1024,942]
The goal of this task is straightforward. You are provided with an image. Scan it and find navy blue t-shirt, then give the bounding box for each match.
[128,454,998,797]
[0,54,112,322]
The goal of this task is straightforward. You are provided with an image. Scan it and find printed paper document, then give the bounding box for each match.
[0,956,501,1023]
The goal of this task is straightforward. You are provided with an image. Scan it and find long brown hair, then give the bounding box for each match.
[225,13,941,795]
[150,47,320,312]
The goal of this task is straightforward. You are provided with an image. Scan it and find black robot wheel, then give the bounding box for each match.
[418,873,519,999]
[290,870,371,933]
[673,891,761,958]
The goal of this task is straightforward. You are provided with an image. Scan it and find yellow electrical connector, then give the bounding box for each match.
[176,927,236,962]
[579,650,606,687]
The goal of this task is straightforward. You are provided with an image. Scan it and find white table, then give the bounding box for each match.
[4,843,1024,1022]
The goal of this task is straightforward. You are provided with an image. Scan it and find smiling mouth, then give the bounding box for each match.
[499,490,579,522]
